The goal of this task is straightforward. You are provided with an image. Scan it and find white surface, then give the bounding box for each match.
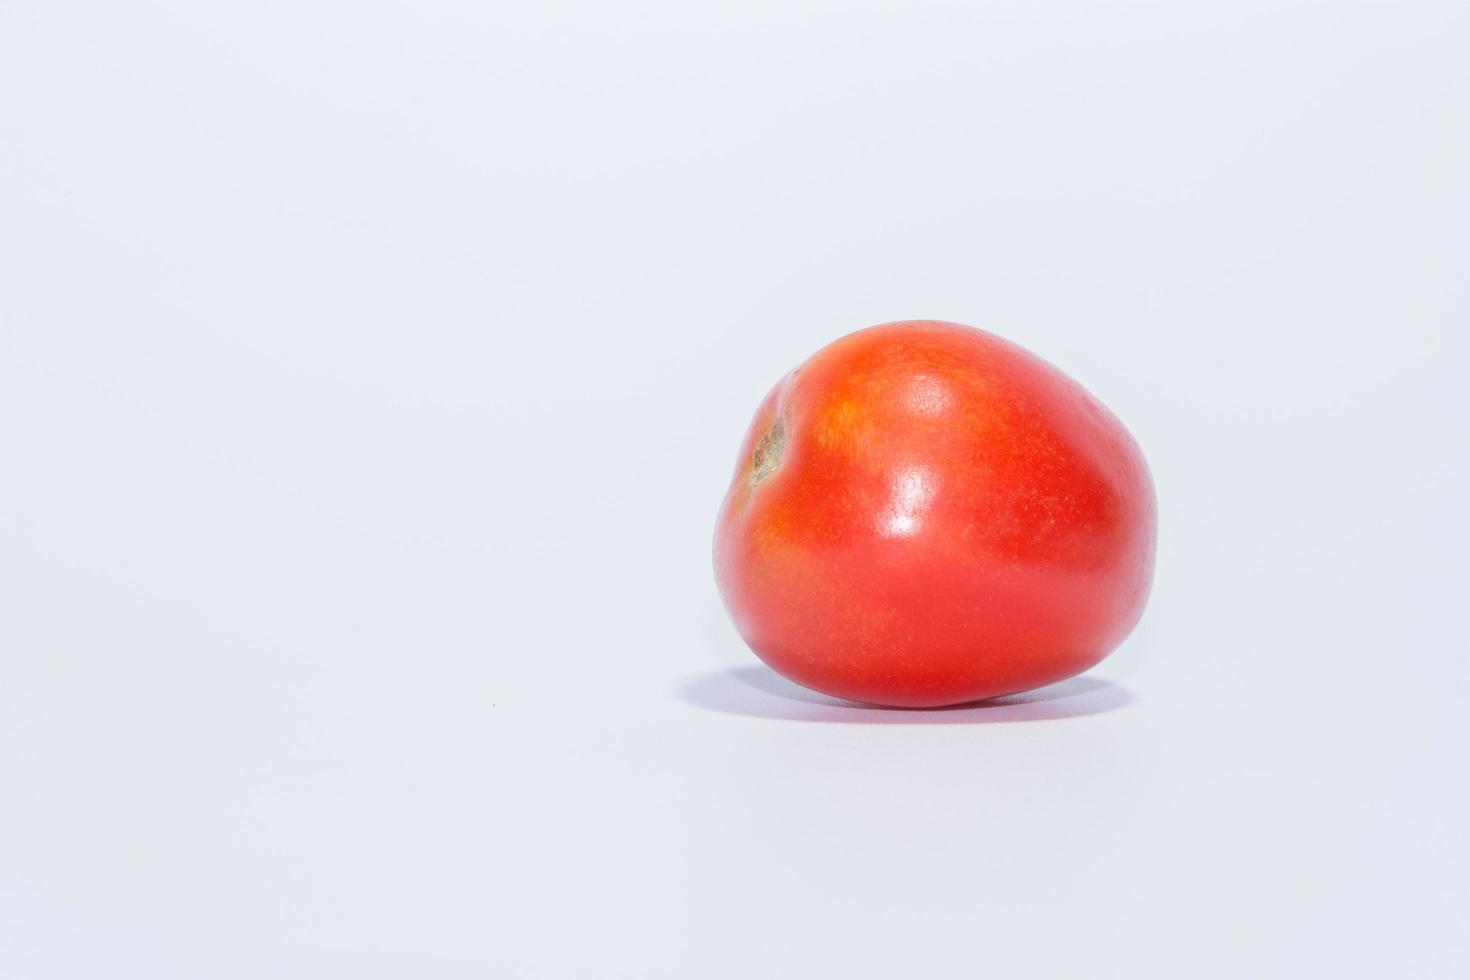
[2,1,1468,976]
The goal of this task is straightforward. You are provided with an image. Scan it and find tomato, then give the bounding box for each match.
[713,321,1156,707]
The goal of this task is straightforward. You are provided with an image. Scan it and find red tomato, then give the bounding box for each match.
[714,321,1156,707]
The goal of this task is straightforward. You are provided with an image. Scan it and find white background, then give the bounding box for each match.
[2,1,1467,976]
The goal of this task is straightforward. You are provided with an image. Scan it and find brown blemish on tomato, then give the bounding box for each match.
[750,417,785,485]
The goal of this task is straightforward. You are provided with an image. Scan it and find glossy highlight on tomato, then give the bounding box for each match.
[713,320,1156,708]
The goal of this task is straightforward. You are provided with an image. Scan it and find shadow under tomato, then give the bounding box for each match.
[679,665,1133,724]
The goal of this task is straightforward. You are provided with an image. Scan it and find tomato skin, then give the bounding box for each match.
[713,321,1156,708]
